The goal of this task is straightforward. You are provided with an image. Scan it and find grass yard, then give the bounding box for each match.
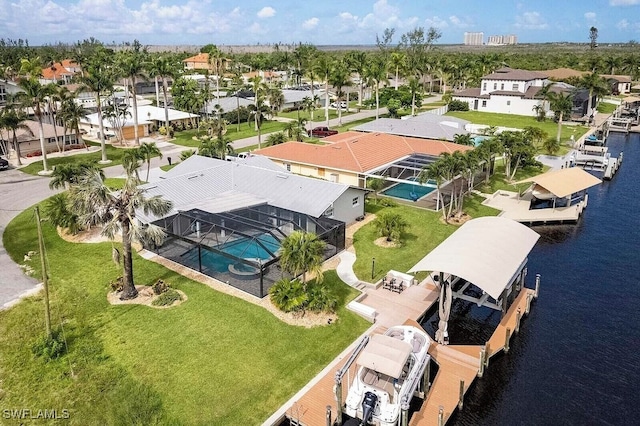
[170,121,289,148]
[446,110,590,145]
[0,202,368,425]
[352,198,500,282]
[334,117,378,133]
[597,102,618,114]
[19,142,156,176]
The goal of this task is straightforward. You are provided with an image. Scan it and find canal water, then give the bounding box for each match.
[447,132,640,425]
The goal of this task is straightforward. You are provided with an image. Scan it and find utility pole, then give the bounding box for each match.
[34,206,52,338]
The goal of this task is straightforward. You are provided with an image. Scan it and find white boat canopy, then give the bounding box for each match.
[408,217,539,300]
[357,334,412,378]
[516,167,601,198]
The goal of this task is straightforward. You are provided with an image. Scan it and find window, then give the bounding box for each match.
[483,82,487,91]
[285,163,291,171]
[500,83,504,90]
[493,83,497,90]
[482,100,487,107]
[352,197,360,207]
[324,206,334,217]
[506,100,511,106]
[512,83,518,91]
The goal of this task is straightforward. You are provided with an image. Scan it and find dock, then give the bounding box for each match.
[273,281,537,426]
[482,190,587,225]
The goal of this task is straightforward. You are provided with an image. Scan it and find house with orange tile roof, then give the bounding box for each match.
[39,60,80,84]
[253,131,473,188]
[182,53,231,73]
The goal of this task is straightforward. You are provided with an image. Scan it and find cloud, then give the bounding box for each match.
[248,22,266,34]
[340,0,418,31]
[449,15,472,28]
[425,16,448,28]
[584,12,596,21]
[302,17,319,30]
[514,11,548,30]
[617,19,630,29]
[610,0,640,5]
[257,6,275,19]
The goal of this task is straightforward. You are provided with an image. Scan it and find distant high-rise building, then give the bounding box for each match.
[487,34,518,46]
[464,32,484,46]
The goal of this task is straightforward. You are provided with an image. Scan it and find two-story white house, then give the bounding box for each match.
[453,67,551,117]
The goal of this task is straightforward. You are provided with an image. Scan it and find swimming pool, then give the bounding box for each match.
[182,233,281,273]
[381,179,436,201]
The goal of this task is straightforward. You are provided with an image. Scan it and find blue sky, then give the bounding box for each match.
[3,0,640,46]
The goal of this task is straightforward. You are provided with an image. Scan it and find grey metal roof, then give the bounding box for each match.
[204,96,253,113]
[352,114,469,141]
[408,217,540,300]
[141,155,354,221]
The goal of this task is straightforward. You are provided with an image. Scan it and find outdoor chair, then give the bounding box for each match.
[383,277,395,291]
[392,280,404,293]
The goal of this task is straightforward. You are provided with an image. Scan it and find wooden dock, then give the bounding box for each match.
[276,286,537,426]
[482,190,586,224]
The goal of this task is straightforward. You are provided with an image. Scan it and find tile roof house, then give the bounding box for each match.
[253,131,473,187]
[0,120,77,157]
[182,53,231,73]
[39,60,80,84]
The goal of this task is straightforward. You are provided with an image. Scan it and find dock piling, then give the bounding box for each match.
[505,328,511,353]
[478,346,486,378]
[485,343,491,368]
[335,383,342,426]
[535,274,540,298]
[421,360,431,396]
[515,308,522,333]
[458,380,465,410]
[326,406,332,426]
[526,293,532,314]
[438,406,444,426]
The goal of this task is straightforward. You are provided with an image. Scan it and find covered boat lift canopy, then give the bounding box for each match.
[409,217,539,344]
[516,167,601,198]
[356,334,412,378]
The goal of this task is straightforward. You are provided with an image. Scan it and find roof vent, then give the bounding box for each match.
[276,173,289,179]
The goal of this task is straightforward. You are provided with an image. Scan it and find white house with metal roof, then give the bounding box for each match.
[352,114,470,141]
[140,155,367,225]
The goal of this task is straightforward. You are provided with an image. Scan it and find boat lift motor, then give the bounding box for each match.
[361,392,378,425]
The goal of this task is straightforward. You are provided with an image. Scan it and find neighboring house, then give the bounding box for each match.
[0,79,22,107]
[203,96,253,115]
[253,131,473,188]
[141,154,367,225]
[352,114,470,141]
[80,105,199,139]
[39,60,79,85]
[543,68,588,81]
[183,53,231,73]
[0,120,76,156]
[453,67,550,116]
[602,74,632,95]
[242,70,283,86]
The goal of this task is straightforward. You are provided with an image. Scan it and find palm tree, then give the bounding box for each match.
[16,77,53,171]
[313,54,333,127]
[229,66,245,132]
[44,193,83,235]
[279,230,326,290]
[389,52,406,90]
[283,118,307,141]
[60,99,89,150]
[69,169,173,300]
[328,61,351,126]
[148,55,176,131]
[0,106,32,166]
[117,46,148,146]
[548,91,573,142]
[267,87,285,116]
[543,137,561,156]
[301,95,319,126]
[453,133,475,146]
[407,76,422,116]
[266,132,287,146]
[364,56,388,120]
[138,142,162,182]
[374,212,408,243]
[346,50,368,107]
[49,162,105,190]
[367,177,385,203]
[206,46,224,101]
[248,76,270,149]
[419,159,448,219]
[578,72,610,118]
[78,49,116,163]
[478,137,503,183]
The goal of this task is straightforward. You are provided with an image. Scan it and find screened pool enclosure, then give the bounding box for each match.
[146,204,345,298]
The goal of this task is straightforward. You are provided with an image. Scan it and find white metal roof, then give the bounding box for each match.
[516,167,602,198]
[352,114,469,141]
[141,155,354,221]
[408,217,540,300]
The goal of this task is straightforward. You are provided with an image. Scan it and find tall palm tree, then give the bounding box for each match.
[148,55,176,131]
[69,169,173,300]
[279,230,326,290]
[346,50,368,107]
[313,54,333,127]
[229,66,245,132]
[267,87,285,116]
[0,106,32,166]
[389,51,406,90]
[327,61,351,126]
[248,76,270,149]
[117,46,148,146]
[16,77,53,171]
[364,56,388,120]
[138,142,162,182]
[207,46,224,101]
[478,137,503,183]
[79,49,116,163]
[407,76,422,116]
[453,133,474,146]
[419,159,447,219]
[578,72,610,118]
[548,91,573,142]
[60,99,90,150]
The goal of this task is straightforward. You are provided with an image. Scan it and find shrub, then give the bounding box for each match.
[151,279,168,295]
[448,99,470,111]
[180,149,196,161]
[152,289,182,306]
[158,126,167,136]
[269,278,307,313]
[374,211,408,243]
[32,330,66,361]
[110,276,124,292]
[378,198,398,207]
[307,284,338,313]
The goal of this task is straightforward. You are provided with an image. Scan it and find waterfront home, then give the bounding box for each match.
[351,114,470,141]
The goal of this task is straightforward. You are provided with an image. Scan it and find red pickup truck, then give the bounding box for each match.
[310,126,338,138]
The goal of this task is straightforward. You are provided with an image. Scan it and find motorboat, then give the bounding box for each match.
[344,325,431,426]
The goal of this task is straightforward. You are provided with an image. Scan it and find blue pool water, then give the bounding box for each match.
[446,132,640,425]
[473,135,489,146]
[381,178,436,201]
[183,233,280,272]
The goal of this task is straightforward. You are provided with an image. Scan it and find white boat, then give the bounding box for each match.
[344,325,431,426]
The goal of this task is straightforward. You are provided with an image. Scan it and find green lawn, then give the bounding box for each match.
[334,117,378,133]
[170,121,289,148]
[19,142,158,176]
[353,197,500,283]
[597,102,618,114]
[446,110,589,146]
[0,202,368,425]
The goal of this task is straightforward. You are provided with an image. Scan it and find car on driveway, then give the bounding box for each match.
[310,127,339,138]
[0,156,9,170]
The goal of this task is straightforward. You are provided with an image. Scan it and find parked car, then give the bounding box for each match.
[310,127,339,138]
[0,156,9,170]
[330,101,347,110]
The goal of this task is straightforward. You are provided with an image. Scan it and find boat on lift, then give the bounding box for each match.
[344,325,431,426]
